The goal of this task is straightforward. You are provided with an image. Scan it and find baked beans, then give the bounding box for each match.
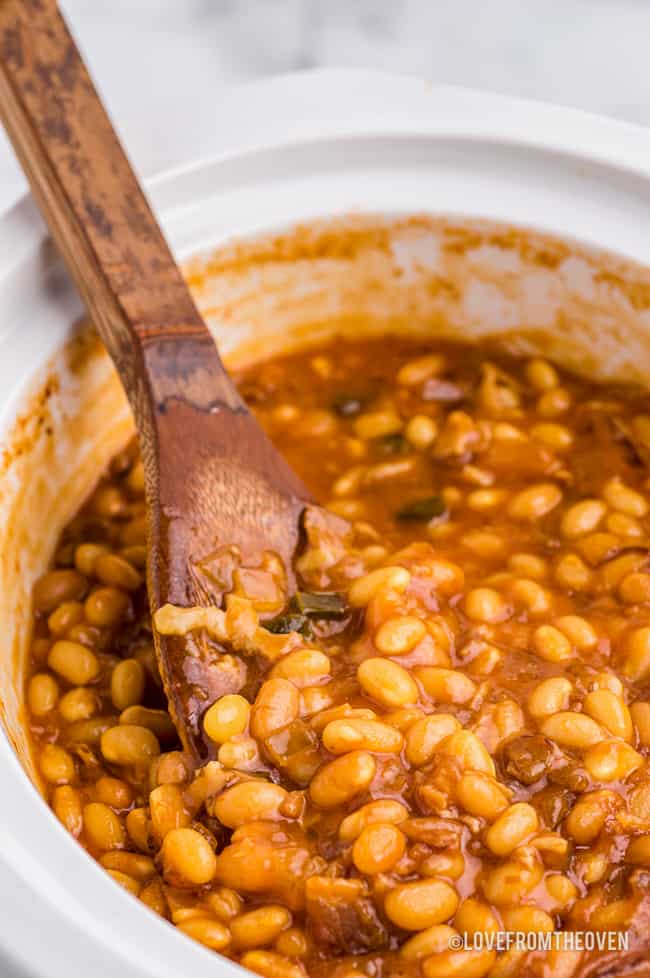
[25,338,650,978]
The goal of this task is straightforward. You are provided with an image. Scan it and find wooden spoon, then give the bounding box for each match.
[0,0,316,757]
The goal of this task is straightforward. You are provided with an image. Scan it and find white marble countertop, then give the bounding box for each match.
[2,0,650,211]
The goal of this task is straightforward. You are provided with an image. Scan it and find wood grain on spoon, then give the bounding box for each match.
[0,0,313,756]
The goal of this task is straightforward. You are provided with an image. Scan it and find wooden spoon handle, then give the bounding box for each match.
[0,0,233,423]
[0,0,308,540]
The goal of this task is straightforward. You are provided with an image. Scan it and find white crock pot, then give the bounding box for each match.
[3,69,650,978]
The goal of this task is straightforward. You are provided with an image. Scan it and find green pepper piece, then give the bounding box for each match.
[377,433,409,455]
[295,591,348,619]
[396,495,447,522]
[265,613,310,635]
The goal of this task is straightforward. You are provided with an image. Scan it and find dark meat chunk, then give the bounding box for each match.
[548,760,590,793]
[400,816,465,847]
[532,785,575,829]
[500,734,555,785]
[305,876,388,954]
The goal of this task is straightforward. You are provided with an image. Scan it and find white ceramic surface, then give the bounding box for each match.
[6,0,650,213]
[3,69,650,977]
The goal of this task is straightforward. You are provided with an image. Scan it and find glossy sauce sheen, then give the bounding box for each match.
[25,337,650,978]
